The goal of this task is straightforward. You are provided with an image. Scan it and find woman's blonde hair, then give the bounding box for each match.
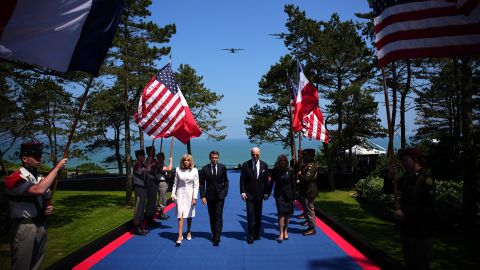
[180,154,195,169]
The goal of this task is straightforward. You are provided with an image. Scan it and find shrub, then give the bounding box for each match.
[76,162,107,174]
[355,175,395,219]
[355,175,463,227]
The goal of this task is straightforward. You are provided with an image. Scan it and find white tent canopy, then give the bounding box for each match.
[346,140,386,156]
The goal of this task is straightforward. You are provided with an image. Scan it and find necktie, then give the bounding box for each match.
[253,162,258,179]
[213,165,217,176]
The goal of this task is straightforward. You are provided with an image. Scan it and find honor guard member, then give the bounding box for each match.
[155,152,172,220]
[132,149,149,235]
[395,147,435,270]
[298,148,318,236]
[5,142,67,270]
[144,146,160,227]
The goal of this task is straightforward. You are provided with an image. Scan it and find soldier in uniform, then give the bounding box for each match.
[155,152,172,220]
[297,148,318,236]
[5,142,67,269]
[132,149,149,235]
[394,147,435,270]
[144,146,161,227]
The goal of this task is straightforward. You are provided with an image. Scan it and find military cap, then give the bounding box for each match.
[20,141,43,157]
[145,146,155,156]
[135,149,145,157]
[302,148,316,156]
[398,147,422,159]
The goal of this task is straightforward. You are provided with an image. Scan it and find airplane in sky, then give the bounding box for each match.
[222,48,245,53]
[269,33,286,39]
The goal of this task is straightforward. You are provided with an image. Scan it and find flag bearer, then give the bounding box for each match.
[5,142,67,270]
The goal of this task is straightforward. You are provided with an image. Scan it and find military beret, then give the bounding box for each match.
[398,147,422,158]
[145,146,155,156]
[302,148,315,156]
[20,141,43,157]
[135,149,145,157]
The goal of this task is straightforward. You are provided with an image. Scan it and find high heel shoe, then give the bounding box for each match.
[175,236,183,246]
[276,235,284,243]
[186,232,192,240]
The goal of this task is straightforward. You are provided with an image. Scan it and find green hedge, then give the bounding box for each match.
[354,175,463,226]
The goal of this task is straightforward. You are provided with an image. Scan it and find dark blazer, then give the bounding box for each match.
[200,163,229,201]
[240,159,269,201]
[268,168,296,200]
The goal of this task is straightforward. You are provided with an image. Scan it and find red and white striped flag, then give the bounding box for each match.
[292,63,328,143]
[134,63,202,144]
[372,0,480,67]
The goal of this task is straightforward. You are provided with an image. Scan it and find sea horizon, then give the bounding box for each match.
[2,137,406,173]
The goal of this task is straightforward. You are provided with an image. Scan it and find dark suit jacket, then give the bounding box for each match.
[200,163,229,201]
[240,159,269,201]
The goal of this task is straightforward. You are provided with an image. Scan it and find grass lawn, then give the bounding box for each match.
[0,190,132,269]
[316,189,480,270]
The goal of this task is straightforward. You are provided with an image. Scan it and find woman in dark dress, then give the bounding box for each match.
[268,154,296,242]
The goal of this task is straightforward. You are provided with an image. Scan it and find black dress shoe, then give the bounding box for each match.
[247,238,254,244]
[300,220,309,226]
[297,213,306,219]
[133,226,147,236]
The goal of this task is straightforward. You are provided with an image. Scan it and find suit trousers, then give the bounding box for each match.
[10,221,46,270]
[245,199,263,238]
[207,196,225,238]
[145,180,158,218]
[134,186,147,226]
[401,232,433,270]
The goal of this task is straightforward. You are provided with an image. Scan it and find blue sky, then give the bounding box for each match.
[148,1,409,139]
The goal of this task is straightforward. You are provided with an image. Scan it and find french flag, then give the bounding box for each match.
[292,63,328,143]
[292,63,319,132]
[0,0,125,76]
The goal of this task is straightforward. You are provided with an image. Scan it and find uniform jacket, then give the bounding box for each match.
[299,162,318,200]
[5,167,48,219]
[399,167,436,236]
[132,162,146,187]
[240,159,269,201]
[200,163,229,201]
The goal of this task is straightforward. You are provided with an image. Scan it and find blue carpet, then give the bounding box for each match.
[90,171,364,270]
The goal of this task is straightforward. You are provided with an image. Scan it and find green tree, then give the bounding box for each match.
[103,0,175,205]
[244,55,297,156]
[83,85,126,174]
[175,64,226,141]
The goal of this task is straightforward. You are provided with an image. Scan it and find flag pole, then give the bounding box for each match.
[49,75,94,204]
[287,72,297,163]
[169,137,174,160]
[159,138,164,153]
[381,68,399,210]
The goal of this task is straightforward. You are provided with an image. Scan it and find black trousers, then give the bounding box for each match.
[245,199,263,238]
[207,196,225,238]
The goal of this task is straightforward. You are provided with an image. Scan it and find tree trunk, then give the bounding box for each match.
[124,82,133,206]
[390,62,398,152]
[460,57,476,227]
[114,128,123,175]
[323,142,335,190]
[400,60,411,148]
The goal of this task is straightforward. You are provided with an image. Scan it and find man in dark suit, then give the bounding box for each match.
[240,147,269,244]
[200,150,229,246]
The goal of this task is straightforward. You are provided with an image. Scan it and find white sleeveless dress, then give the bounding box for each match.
[171,167,199,218]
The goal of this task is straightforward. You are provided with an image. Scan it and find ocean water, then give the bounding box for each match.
[3,137,401,172]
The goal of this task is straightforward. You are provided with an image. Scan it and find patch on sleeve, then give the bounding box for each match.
[425,177,433,186]
[5,171,25,189]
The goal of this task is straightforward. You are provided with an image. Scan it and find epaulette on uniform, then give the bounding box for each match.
[5,170,26,189]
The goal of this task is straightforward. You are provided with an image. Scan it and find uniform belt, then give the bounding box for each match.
[14,217,44,224]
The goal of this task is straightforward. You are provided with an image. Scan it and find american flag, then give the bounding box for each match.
[302,108,329,143]
[135,63,201,143]
[372,0,480,67]
[288,76,297,117]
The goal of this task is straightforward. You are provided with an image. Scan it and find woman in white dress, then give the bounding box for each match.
[171,154,199,245]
